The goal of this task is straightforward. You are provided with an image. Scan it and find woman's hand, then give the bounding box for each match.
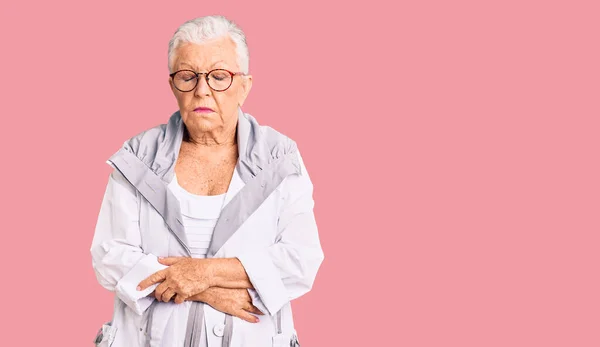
[188,287,264,323]
[137,257,214,303]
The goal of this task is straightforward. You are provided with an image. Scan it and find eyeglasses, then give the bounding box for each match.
[169,69,246,92]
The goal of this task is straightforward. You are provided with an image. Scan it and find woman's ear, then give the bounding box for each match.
[237,75,253,107]
[168,76,175,94]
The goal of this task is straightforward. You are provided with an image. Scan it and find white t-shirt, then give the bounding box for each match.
[165,174,228,346]
[168,173,227,258]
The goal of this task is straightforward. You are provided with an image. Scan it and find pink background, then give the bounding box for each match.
[1,0,599,346]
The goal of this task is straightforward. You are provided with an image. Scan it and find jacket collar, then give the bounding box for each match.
[121,106,257,185]
[106,106,301,257]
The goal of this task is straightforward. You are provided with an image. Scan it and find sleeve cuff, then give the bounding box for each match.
[236,251,289,316]
[247,288,269,315]
[115,254,168,315]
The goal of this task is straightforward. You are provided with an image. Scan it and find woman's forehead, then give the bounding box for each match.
[173,39,238,71]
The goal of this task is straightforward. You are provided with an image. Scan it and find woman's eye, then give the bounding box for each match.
[211,73,228,81]
[176,73,196,82]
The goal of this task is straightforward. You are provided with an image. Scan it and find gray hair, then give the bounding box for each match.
[168,15,249,74]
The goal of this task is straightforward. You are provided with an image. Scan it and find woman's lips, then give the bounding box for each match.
[193,107,214,113]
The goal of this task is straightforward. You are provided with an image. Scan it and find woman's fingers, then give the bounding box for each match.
[174,294,185,304]
[235,309,260,323]
[154,281,169,301]
[137,269,167,291]
[245,304,265,316]
[162,288,176,303]
[157,256,186,266]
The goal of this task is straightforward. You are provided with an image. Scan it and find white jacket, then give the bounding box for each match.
[90,108,324,347]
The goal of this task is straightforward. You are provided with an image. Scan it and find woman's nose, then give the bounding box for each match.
[194,75,211,96]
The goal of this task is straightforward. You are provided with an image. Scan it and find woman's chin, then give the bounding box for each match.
[190,118,219,132]
[185,111,214,122]
[193,110,216,116]
[187,110,215,118]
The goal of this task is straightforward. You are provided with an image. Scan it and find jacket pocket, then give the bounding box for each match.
[94,322,118,347]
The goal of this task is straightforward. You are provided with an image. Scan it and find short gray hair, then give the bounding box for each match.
[168,15,249,74]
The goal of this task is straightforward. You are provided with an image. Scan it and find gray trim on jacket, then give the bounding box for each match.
[105,107,302,347]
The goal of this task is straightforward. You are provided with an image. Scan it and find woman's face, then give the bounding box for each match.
[169,37,252,137]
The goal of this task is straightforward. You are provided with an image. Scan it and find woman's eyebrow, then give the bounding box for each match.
[178,61,228,71]
[209,61,227,68]
[180,62,197,70]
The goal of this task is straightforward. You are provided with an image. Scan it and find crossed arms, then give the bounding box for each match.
[91,152,324,322]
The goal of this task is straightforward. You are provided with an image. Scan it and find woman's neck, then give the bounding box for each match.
[183,126,237,151]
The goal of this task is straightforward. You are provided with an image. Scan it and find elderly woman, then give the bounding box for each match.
[90,15,324,347]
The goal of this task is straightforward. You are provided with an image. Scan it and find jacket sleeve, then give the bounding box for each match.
[90,167,167,315]
[236,150,325,316]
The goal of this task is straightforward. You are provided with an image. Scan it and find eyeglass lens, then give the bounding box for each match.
[173,70,232,92]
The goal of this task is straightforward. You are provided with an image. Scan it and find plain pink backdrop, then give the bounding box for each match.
[1,0,599,346]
